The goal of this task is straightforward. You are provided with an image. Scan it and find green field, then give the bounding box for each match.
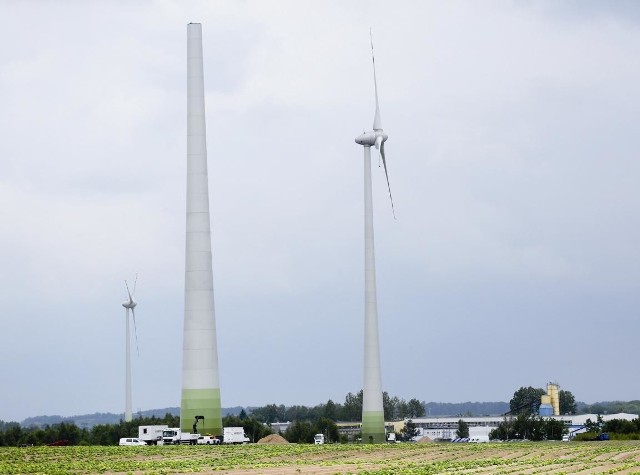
[3,441,640,474]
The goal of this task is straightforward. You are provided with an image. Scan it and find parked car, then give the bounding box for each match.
[119,437,146,446]
[197,435,220,445]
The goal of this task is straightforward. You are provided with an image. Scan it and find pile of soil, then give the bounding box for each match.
[416,436,433,443]
[257,434,289,444]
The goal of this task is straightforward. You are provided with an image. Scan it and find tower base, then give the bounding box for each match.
[362,410,385,443]
[180,388,222,436]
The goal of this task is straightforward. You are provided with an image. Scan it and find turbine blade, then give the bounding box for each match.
[370,28,382,131]
[132,274,138,298]
[131,308,139,357]
[125,280,132,301]
[375,135,382,167]
[380,142,396,219]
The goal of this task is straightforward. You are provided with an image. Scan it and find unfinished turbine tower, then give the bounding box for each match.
[354,30,395,443]
[180,22,222,436]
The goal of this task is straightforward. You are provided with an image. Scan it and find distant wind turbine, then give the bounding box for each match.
[354,29,395,443]
[122,275,139,423]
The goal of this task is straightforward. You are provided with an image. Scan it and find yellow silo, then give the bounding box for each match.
[548,383,560,416]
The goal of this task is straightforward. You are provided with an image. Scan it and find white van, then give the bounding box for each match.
[119,437,146,446]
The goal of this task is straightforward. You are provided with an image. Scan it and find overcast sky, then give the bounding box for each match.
[1,0,639,422]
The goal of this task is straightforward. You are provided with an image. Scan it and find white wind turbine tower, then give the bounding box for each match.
[122,276,139,423]
[354,30,395,443]
[180,22,223,437]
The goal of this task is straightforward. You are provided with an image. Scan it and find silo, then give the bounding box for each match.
[539,395,553,416]
[548,383,560,416]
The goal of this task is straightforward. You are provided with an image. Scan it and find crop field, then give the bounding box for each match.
[3,441,640,475]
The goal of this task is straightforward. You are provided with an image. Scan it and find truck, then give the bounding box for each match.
[223,427,250,444]
[161,428,200,445]
[138,425,168,445]
[314,433,325,445]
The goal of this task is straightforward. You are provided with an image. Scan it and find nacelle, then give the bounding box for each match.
[355,131,387,147]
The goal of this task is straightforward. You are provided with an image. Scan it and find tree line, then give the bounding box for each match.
[575,415,640,441]
[0,414,176,446]
[0,389,426,446]
[579,401,640,416]
[248,390,425,423]
[0,413,274,447]
[489,413,568,441]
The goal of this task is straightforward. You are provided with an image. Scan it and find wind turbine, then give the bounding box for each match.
[354,29,394,443]
[122,275,139,423]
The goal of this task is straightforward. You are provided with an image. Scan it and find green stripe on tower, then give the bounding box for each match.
[362,410,385,443]
[180,388,222,436]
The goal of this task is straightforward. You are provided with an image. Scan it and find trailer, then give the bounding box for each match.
[138,425,168,445]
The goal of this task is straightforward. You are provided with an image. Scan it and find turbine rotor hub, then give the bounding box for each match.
[355,130,387,147]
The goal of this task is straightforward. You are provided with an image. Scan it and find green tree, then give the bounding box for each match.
[396,399,410,419]
[544,418,567,440]
[88,423,117,445]
[284,420,315,443]
[587,403,607,415]
[342,391,363,421]
[285,405,312,421]
[510,387,545,415]
[559,390,577,414]
[456,419,469,438]
[585,415,604,434]
[250,404,286,423]
[2,424,23,446]
[603,418,636,434]
[512,413,541,440]
[490,414,567,441]
[323,400,337,421]
[383,392,397,421]
[56,422,81,444]
[315,417,339,443]
[400,419,419,441]
[407,399,425,418]
[490,417,515,441]
[244,418,271,442]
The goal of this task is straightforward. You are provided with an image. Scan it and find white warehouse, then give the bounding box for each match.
[396,413,638,441]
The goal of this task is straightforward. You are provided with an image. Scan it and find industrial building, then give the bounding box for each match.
[270,384,637,442]
[274,413,637,442]
[394,413,638,441]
